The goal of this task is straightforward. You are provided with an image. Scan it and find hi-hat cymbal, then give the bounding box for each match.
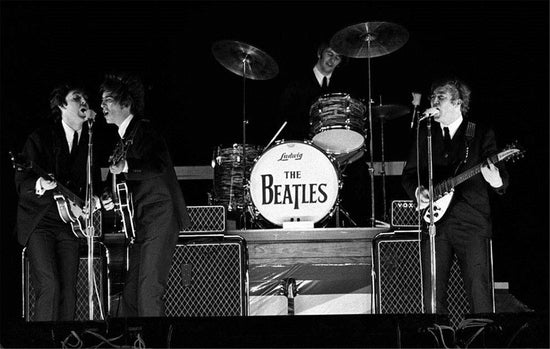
[330,22,409,58]
[371,104,411,121]
[212,40,279,80]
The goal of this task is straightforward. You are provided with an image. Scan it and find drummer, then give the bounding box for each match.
[278,41,347,140]
[278,40,371,227]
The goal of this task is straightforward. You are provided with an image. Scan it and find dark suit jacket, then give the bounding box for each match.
[118,117,190,236]
[278,69,349,141]
[14,121,101,245]
[401,119,509,236]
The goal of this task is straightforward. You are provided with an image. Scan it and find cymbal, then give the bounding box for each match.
[371,104,411,121]
[330,22,409,58]
[212,40,279,80]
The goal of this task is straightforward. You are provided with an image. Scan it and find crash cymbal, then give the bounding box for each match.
[371,104,411,121]
[212,40,279,80]
[330,22,409,58]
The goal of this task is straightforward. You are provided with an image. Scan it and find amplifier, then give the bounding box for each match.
[164,235,248,316]
[391,200,421,228]
[181,205,226,233]
[22,242,109,321]
[372,232,489,328]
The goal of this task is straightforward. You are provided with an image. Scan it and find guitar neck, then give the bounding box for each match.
[434,153,500,199]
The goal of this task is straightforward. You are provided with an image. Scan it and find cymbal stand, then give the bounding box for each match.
[241,55,249,230]
[365,39,376,227]
[378,97,388,222]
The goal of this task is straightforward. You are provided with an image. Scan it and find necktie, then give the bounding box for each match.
[443,127,451,157]
[71,131,79,154]
[321,76,328,90]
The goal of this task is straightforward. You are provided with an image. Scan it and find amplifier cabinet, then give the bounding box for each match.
[22,242,109,321]
[373,232,484,328]
[164,235,248,316]
[181,205,226,233]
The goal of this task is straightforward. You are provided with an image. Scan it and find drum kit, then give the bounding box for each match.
[210,21,411,228]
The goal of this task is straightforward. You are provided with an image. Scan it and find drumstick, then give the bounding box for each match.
[263,121,287,152]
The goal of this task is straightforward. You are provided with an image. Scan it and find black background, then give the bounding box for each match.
[1,0,548,328]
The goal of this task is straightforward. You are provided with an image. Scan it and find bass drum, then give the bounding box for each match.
[248,140,340,226]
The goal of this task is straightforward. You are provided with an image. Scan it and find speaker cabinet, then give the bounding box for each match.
[22,242,109,321]
[373,232,492,328]
[164,235,248,316]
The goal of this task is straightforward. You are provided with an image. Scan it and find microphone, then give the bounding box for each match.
[410,92,422,129]
[81,108,97,124]
[418,107,439,122]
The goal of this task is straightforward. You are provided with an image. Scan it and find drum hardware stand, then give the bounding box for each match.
[333,199,357,227]
[330,22,409,228]
[365,49,376,227]
[378,96,388,222]
[211,40,279,230]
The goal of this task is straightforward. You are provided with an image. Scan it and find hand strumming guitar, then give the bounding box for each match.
[109,159,127,175]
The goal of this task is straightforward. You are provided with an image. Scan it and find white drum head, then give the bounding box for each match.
[249,141,339,226]
[312,129,364,154]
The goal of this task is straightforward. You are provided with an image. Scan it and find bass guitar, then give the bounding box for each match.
[420,142,525,223]
[10,151,100,239]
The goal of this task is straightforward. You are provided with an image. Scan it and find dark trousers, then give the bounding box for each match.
[26,224,80,321]
[121,202,179,317]
[421,220,493,314]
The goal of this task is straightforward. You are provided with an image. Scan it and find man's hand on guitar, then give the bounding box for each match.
[35,176,57,196]
[415,186,430,210]
[82,195,102,215]
[101,192,115,211]
[481,158,503,188]
[110,159,127,175]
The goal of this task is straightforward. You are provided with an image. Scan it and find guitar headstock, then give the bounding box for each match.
[498,141,526,163]
[8,151,30,172]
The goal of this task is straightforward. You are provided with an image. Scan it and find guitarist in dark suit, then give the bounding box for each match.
[14,83,100,321]
[402,77,509,314]
[100,73,191,317]
[278,41,370,227]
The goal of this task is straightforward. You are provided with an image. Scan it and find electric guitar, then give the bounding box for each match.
[10,152,100,239]
[109,137,136,241]
[420,142,525,223]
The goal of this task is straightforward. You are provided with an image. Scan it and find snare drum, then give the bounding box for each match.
[212,144,261,212]
[248,140,340,226]
[310,92,366,154]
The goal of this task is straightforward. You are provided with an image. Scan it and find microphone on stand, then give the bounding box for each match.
[418,107,440,122]
[81,107,97,126]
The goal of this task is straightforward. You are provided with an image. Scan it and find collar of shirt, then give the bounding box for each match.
[313,66,332,87]
[439,115,463,139]
[118,114,134,139]
[61,119,82,152]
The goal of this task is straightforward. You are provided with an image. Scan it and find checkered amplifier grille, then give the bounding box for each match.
[164,235,247,316]
[391,200,421,228]
[181,205,226,233]
[374,233,471,328]
[22,243,108,321]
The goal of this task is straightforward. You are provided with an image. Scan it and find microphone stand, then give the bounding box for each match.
[425,116,437,314]
[84,118,104,320]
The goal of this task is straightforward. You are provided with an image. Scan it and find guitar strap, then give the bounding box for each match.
[453,121,476,176]
[464,121,476,163]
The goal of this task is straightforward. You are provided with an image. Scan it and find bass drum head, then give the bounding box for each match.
[249,141,340,226]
